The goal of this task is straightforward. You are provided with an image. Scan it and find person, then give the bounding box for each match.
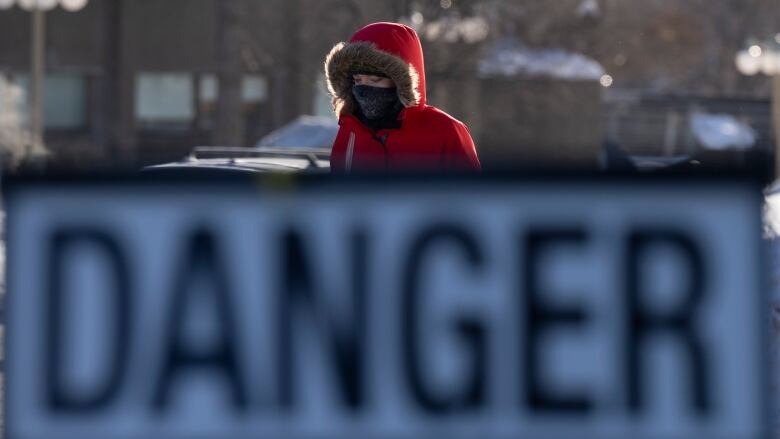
[325,22,481,173]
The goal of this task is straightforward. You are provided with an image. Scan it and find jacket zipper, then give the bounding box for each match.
[346,132,355,172]
[373,133,390,170]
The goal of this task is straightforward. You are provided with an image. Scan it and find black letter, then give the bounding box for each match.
[402,225,487,414]
[46,228,130,412]
[523,228,593,414]
[153,229,247,411]
[626,229,709,413]
[277,229,367,410]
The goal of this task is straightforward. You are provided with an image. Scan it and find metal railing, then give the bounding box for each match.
[189,146,331,168]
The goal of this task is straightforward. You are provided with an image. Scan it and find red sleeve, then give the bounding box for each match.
[444,121,482,172]
[330,124,348,174]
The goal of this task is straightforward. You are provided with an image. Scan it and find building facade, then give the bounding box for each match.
[0,0,775,169]
[0,0,399,167]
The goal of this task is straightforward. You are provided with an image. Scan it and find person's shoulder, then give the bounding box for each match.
[418,105,468,129]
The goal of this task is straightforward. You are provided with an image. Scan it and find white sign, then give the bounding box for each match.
[5,178,767,439]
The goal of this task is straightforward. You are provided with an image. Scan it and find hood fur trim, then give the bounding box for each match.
[325,41,421,116]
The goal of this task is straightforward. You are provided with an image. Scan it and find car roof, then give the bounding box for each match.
[142,147,331,175]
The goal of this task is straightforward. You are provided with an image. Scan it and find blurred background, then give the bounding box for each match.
[0,0,778,171]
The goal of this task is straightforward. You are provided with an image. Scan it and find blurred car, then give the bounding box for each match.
[255,115,339,150]
[142,146,330,176]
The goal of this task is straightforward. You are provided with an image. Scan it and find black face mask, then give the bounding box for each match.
[352,84,400,120]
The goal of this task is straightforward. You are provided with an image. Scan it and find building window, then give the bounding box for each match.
[241,75,268,103]
[199,75,219,104]
[133,73,269,129]
[195,74,268,128]
[135,73,195,126]
[198,74,268,106]
[43,75,88,129]
[0,72,88,130]
[197,74,218,127]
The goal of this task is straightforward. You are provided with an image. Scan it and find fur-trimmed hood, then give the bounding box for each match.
[325,22,427,116]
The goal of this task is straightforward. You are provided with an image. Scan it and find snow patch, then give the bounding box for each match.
[420,16,490,44]
[479,40,605,81]
[255,115,338,150]
[399,11,490,44]
[577,0,602,19]
[689,112,757,151]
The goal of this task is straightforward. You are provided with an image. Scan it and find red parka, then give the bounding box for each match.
[325,22,481,172]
